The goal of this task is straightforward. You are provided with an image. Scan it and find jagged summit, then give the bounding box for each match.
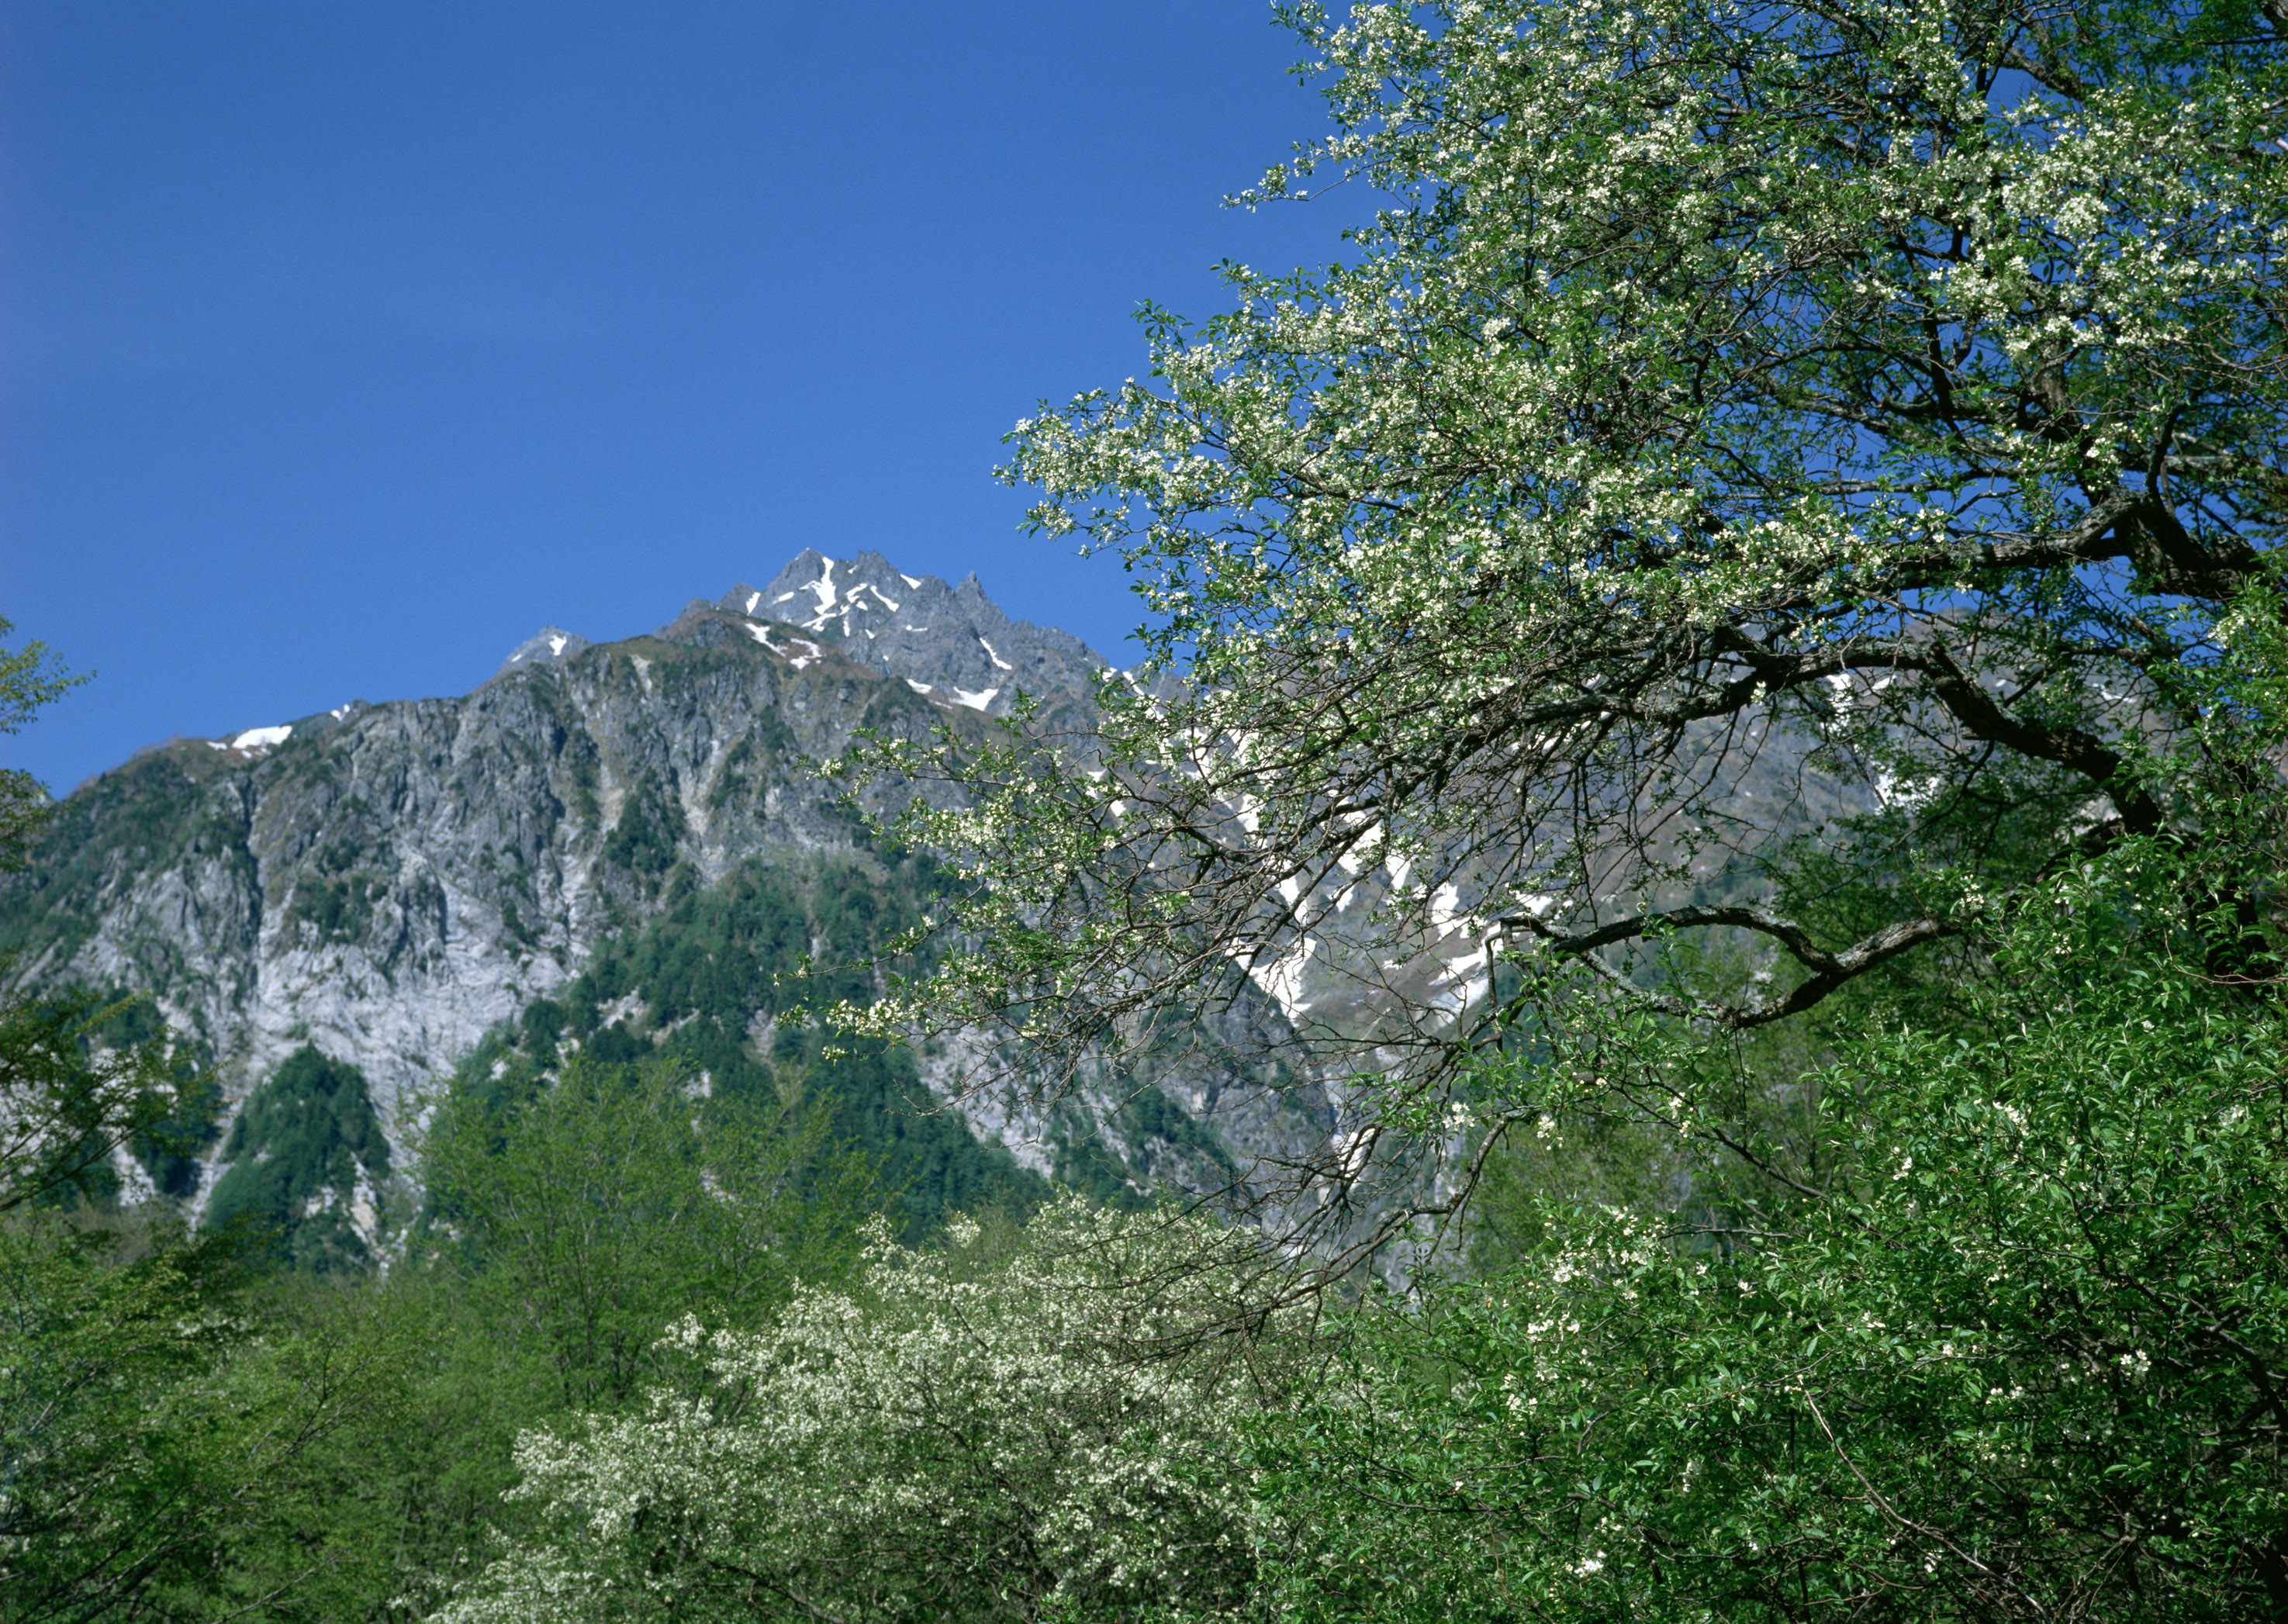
[486,554,1107,718]
[495,626,591,679]
[721,550,1106,716]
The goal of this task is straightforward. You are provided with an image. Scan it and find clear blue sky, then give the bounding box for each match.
[2,1,1352,793]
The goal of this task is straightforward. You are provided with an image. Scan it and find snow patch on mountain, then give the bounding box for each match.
[207,725,292,755]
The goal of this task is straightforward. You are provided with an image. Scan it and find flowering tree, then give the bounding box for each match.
[850,0,2287,1244]
[432,1196,1305,1623]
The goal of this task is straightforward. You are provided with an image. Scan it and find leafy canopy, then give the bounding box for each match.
[1246,831,2288,1619]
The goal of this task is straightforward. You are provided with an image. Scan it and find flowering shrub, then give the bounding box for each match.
[434,1196,1302,1622]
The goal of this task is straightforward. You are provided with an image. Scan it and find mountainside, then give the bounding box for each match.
[2,550,1867,1266]
[0,558,1311,1256]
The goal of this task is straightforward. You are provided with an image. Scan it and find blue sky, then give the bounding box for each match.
[2,1,1351,792]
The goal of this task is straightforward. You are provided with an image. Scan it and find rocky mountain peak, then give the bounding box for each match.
[494,626,591,679]
[719,551,1107,717]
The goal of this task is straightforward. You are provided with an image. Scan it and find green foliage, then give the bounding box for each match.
[175,1051,885,1620]
[502,855,1046,1240]
[0,618,86,876]
[0,1218,240,1620]
[128,1057,221,1202]
[0,983,212,1216]
[0,1215,379,1623]
[244,1274,551,1624]
[205,1046,389,1273]
[417,1049,875,1411]
[598,772,682,881]
[1246,839,2288,1619]
[1049,1106,1146,1207]
[290,873,382,943]
[83,990,222,1201]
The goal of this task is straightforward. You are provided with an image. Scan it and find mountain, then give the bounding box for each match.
[0,557,1323,1262]
[2,550,1870,1271]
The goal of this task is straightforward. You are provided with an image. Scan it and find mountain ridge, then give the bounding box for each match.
[0,553,1314,1261]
